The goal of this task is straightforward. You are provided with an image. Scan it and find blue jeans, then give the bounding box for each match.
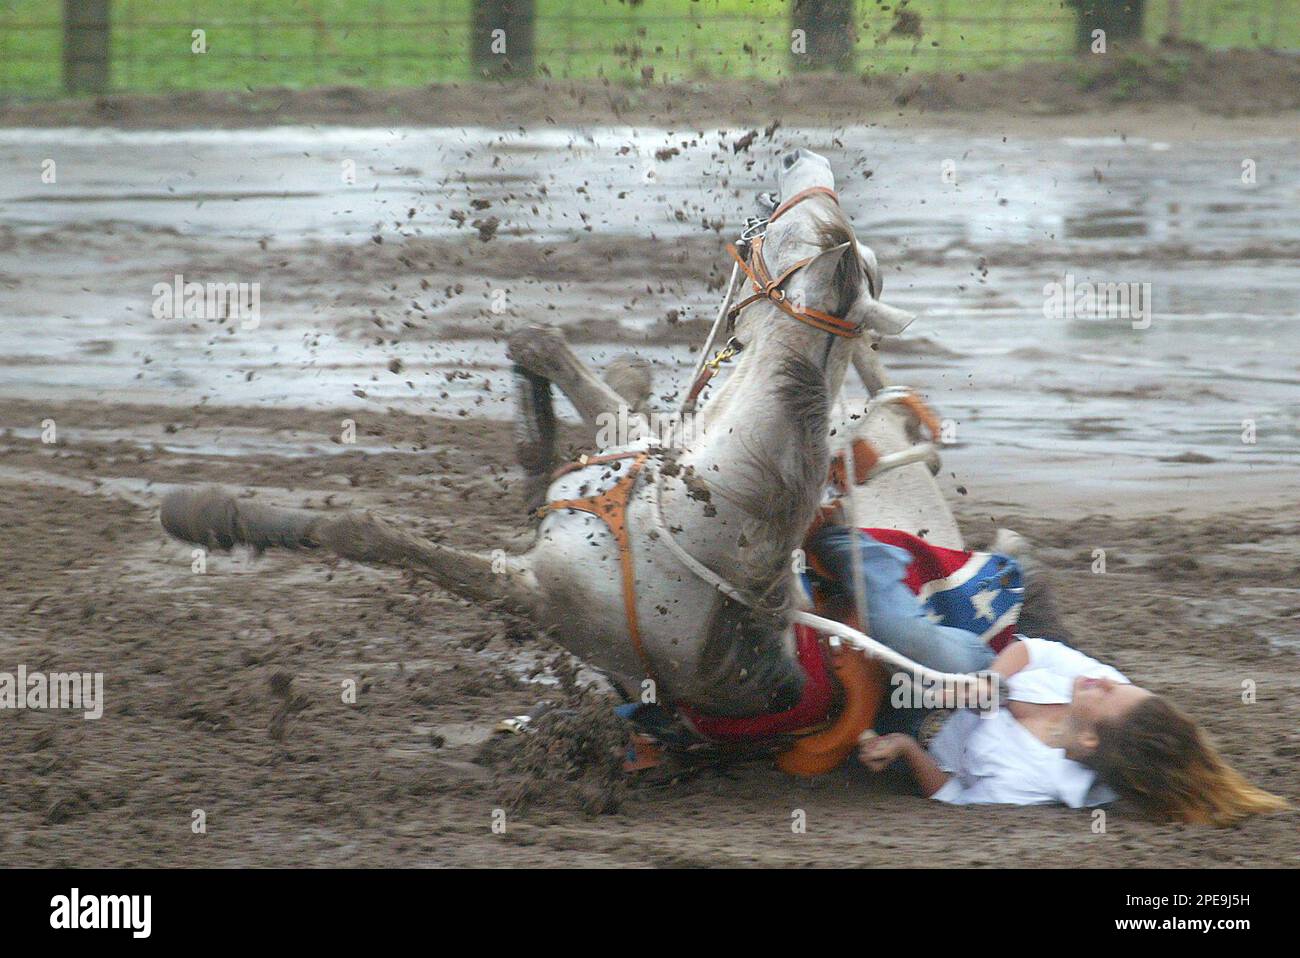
[809,527,997,675]
[806,528,997,735]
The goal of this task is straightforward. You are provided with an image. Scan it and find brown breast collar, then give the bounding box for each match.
[534,452,658,684]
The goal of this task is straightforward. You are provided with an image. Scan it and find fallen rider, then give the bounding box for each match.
[807,525,1289,827]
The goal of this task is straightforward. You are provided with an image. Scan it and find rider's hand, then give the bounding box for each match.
[857,732,916,772]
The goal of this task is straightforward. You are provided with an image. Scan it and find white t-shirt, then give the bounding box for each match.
[928,638,1128,809]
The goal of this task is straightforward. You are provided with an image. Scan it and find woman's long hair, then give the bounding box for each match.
[1089,696,1289,827]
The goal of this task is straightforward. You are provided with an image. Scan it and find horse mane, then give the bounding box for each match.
[726,349,830,605]
[809,203,865,317]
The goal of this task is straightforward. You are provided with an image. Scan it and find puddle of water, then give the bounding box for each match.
[1178,590,1300,653]
[5,424,426,459]
[1,125,1296,478]
[4,126,1298,247]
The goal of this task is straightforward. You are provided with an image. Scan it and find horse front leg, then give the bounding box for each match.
[853,338,941,476]
[512,365,559,511]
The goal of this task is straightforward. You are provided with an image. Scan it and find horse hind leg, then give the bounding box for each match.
[159,486,541,617]
[602,354,653,414]
[508,326,655,509]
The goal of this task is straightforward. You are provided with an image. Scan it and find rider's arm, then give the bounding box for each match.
[988,638,1029,679]
[861,734,952,797]
[900,737,952,798]
[934,643,1027,709]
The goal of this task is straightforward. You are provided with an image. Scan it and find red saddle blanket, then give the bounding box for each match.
[675,623,836,742]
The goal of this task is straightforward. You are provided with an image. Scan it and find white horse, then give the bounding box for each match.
[161,149,959,722]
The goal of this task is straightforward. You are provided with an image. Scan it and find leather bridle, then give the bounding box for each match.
[684,187,864,410]
[724,186,866,340]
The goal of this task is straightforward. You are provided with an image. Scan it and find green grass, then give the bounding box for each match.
[1144,0,1297,47]
[1,0,1295,96]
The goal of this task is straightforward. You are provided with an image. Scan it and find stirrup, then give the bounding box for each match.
[859,387,943,480]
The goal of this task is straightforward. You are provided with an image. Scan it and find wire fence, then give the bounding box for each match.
[2,0,1296,96]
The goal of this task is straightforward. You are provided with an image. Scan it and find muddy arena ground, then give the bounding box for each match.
[1,70,1298,867]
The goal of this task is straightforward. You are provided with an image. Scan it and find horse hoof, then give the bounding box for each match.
[991,527,1032,560]
[506,324,569,375]
[604,354,653,412]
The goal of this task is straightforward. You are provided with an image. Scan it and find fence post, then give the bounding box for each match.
[63,0,111,94]
[471,0,536,78]
[1164,0,1182,43]
[791,0,856,72]
[1068,0,1147,54]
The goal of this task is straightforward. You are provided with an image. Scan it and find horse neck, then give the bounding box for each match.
[669,316,848,595]
[699,305,858,429]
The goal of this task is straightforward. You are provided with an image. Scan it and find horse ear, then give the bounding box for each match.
[845,287,916,335]
[796,242,914,334]
[850,298,915,335]
[855,240,882,298]
[849,240,914,333]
